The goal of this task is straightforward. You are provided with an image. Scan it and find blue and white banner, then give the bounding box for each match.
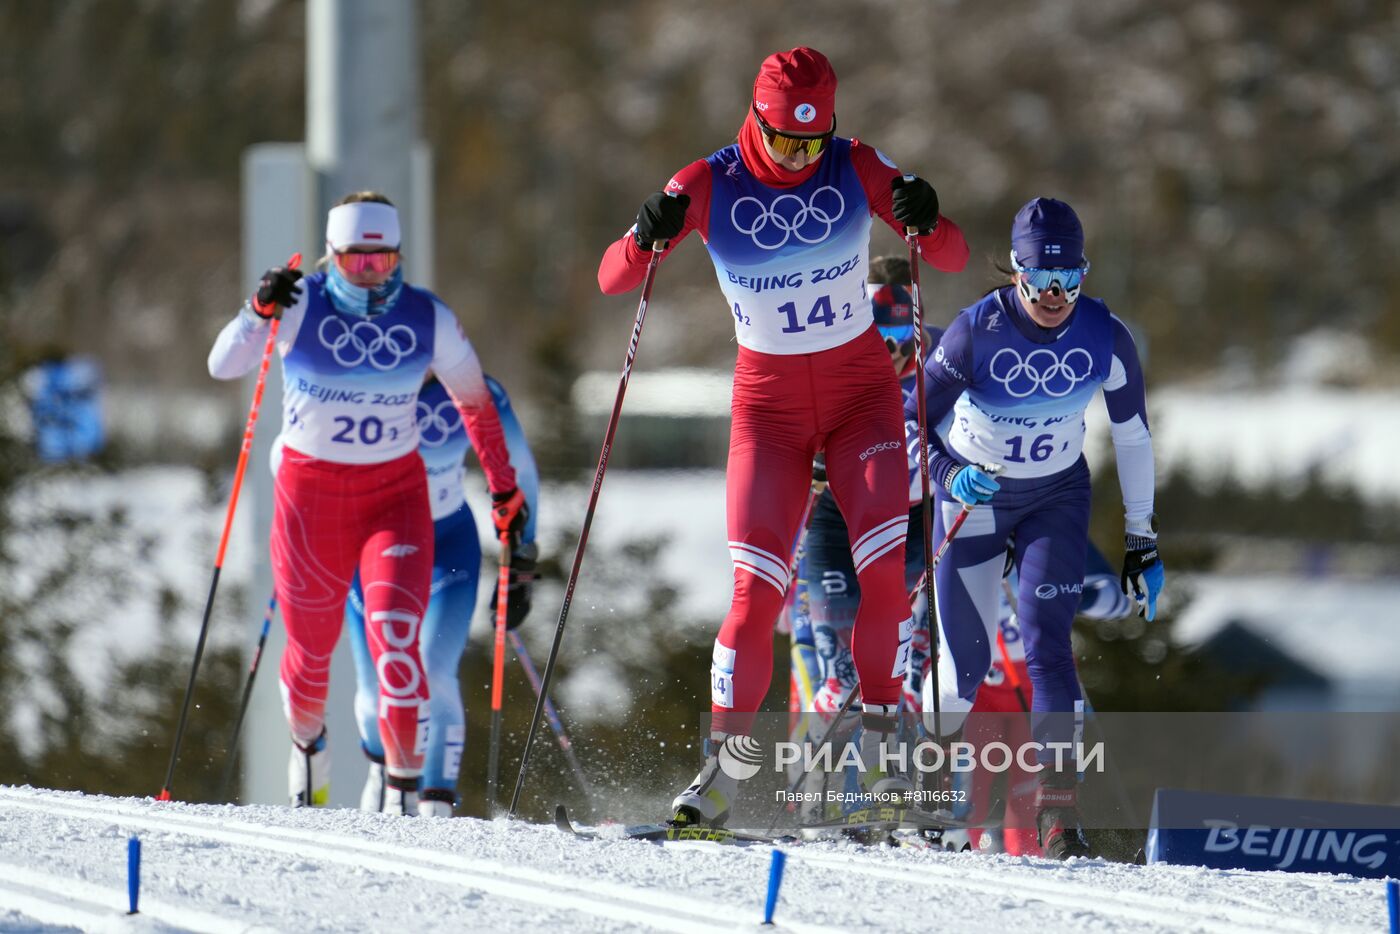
[1147,788,1400,878]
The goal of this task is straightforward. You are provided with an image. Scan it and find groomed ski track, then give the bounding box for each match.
[0,787,1383,932]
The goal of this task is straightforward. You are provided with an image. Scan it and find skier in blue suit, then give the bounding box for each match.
[907,197,1164,858]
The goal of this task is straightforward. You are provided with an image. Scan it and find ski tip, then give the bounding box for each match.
[554,803,571,830]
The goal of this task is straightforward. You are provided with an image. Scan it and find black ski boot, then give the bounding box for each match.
[1035,782,1093,860]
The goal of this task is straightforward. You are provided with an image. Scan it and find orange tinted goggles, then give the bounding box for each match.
[334,250,400,275]
[752,106,835,158]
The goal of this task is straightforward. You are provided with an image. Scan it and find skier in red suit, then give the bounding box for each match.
[598,47,969,825]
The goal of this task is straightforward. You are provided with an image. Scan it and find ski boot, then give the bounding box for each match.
[382,774,420,816]
[1036,782,1093,860]
[857,704,913,799]
[359,751,386,812]
[288,729,330,808]
[418,788,455,818]
[670,734,757,827]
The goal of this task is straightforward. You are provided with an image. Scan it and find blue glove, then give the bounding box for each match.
[1120,537,1164,621]
[948,465,1000,505]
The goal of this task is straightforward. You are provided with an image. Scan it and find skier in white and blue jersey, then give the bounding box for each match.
[906,197,1164,859]
[210,192,528,813]
[345,374,539,817]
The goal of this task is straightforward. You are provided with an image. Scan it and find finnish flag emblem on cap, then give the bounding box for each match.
[794,103,816,123]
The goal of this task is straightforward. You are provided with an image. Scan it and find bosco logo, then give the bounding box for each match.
[730,185,845,251]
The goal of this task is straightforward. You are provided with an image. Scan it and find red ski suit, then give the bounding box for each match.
[600,115,968,732]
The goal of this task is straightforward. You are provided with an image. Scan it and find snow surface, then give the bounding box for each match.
[0,786,1388,933]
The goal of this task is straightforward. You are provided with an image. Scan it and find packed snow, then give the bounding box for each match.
[0,786,1389,932]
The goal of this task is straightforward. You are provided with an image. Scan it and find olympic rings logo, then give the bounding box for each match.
[318,316,418,370]
[988,347,1094,398]
[730,186,845,250]
[416,399,462,447]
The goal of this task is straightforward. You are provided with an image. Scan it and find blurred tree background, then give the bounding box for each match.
[1,0,1398,812]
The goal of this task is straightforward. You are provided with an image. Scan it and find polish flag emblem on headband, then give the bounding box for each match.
[325,201,402,252]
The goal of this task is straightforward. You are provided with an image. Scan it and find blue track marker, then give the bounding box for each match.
[762,848,787,925]
[127,836,141,914]
[1387,878,1397,934]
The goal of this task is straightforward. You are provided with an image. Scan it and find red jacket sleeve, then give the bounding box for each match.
[597,160,713,295]
[850,140,970,274]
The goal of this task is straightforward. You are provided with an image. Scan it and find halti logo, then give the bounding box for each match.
[794,103,817,124]
[1035,583,1083,599]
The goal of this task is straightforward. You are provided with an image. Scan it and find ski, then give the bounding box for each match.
[797,804,988,837]
[554,805,786,847]
[554,802,996,849]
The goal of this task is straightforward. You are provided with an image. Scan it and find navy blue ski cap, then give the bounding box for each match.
[872,283,914,330]
[1011,197,1084,268]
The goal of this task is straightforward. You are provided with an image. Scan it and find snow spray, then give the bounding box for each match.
[127,836,141,914]
[762,848,787,925]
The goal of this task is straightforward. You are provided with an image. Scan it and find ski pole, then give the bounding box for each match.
[486,529,511,814]
[905,476,1000,608]
[507,236,668,819]
[785,482,820,728]
[508,630,595,804]
[217,592,277,802]
[159,253,298,801]
[995,626,1031,715]
[903,216,944,743]
[766,686,861,834]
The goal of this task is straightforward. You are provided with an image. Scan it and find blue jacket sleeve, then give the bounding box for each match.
[903,312,974,491]
[484,375,540,544]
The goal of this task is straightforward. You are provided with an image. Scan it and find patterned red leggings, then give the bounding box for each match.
[271,448,433,776]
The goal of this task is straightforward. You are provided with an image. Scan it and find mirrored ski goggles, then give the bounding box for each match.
[1010,253,1090,302]
[752,106,835,158]
[878,324,917,358]
[333,249,401,275]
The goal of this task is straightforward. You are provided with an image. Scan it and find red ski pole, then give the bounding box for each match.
[995,627,1032,714]
[486,529,512,814]
[159,253,299,801]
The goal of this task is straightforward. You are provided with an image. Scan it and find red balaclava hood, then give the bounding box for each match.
[739,46,838,188]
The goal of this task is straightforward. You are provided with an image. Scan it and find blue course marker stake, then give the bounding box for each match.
[127,836,141,915]
[762,848,787,925]
[1387,879,1398,934]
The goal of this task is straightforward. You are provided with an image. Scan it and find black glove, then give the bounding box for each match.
[890,175,940,234]
[490,487,529,547]
[251,265,304,319]
[812,452,827,485]
[633,192,691,249]
[490,542,538,630]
